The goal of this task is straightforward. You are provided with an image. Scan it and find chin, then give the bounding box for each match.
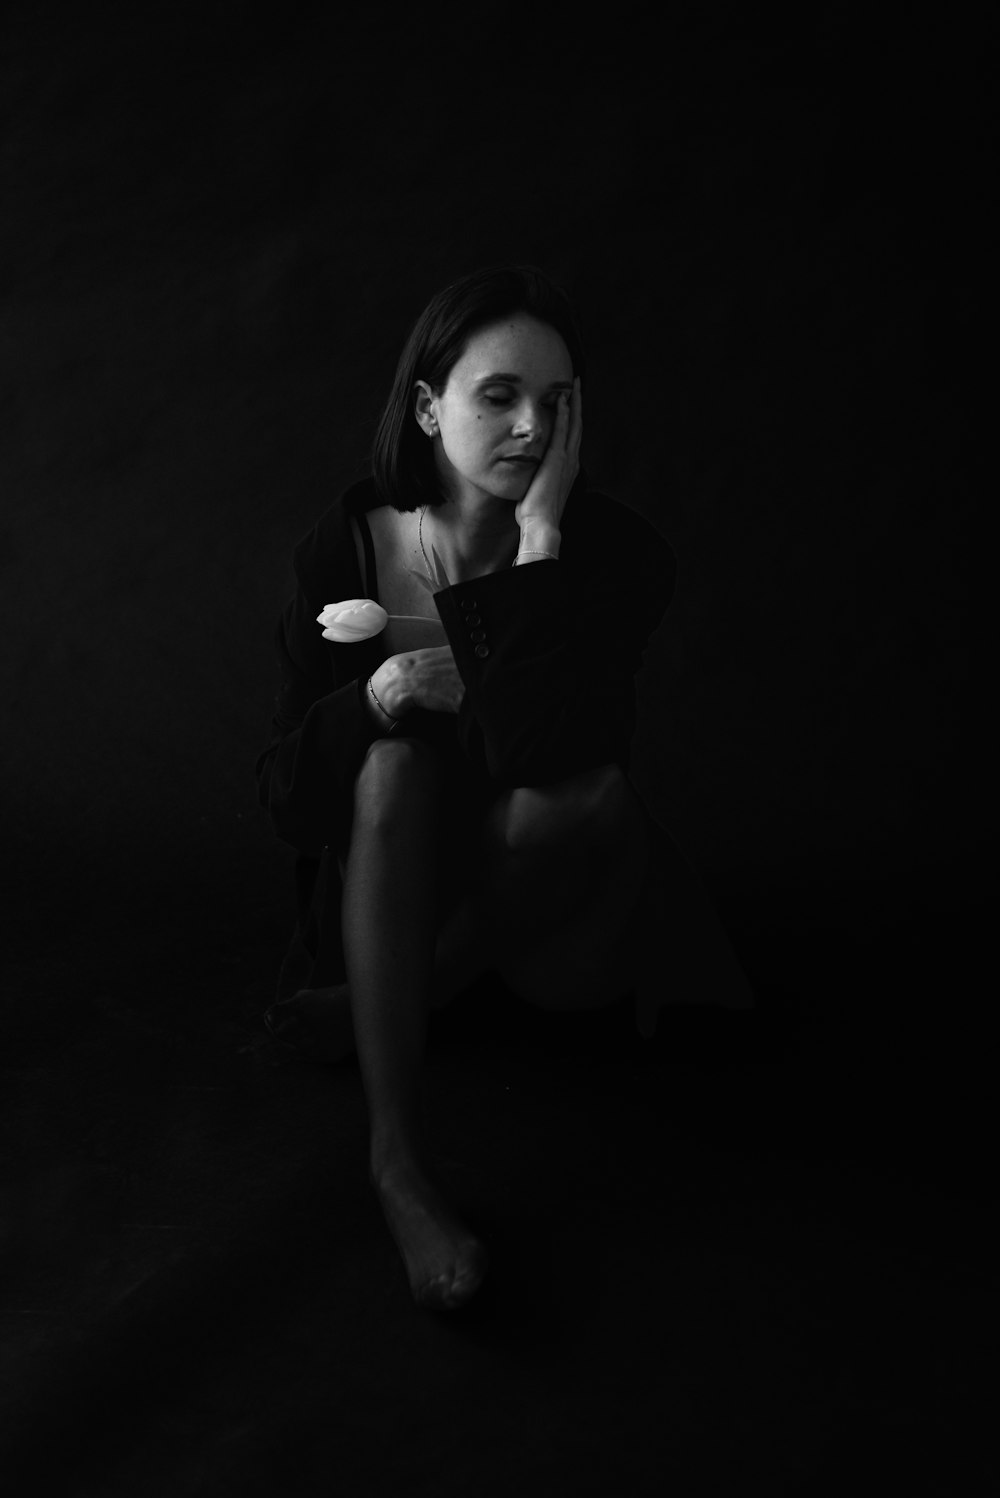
[483,469,532,502]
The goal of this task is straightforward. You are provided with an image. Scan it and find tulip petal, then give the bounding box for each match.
[316,598,388,640]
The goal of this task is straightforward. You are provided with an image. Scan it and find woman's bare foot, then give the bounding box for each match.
[371,1156,488,1311]
[263,985,355,1063]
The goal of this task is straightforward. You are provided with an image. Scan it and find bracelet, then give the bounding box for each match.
[367,676,401,732]
[512,550,559,565]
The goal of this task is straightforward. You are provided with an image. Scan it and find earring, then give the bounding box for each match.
[428,423,437,436]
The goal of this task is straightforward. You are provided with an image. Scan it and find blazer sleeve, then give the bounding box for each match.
[433,498,676,786]
[255,509,383,854]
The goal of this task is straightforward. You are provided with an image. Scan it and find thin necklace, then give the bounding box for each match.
[420,504,521,583]
[418,505,438,586]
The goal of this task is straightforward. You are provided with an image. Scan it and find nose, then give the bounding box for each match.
[510,401,544,442]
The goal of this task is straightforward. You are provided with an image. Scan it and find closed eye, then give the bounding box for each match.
[481,392,561,411]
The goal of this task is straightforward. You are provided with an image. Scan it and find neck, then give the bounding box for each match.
[421,491,519,584]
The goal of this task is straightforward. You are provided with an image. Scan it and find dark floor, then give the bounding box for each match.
[1,866,994,1496]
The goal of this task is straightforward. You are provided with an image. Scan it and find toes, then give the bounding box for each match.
[414,1246,488,1311]
[448,1256,488,1306]
[415,1275,457,1310]
[416,1269,482,1311]
[372,1168,488,1311]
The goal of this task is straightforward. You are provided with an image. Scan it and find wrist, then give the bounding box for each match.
[517,521,561,559]
[371,657,411,719]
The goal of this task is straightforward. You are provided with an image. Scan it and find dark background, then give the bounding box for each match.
[2,7,992,931]
[1,7,994,1493]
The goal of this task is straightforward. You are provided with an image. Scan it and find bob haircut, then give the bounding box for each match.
[372,264,587,512]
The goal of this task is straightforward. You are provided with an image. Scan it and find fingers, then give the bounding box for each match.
[555,383,573,451]
[553,377,581,458]
[541,389,569,461]
[568,375,582,457]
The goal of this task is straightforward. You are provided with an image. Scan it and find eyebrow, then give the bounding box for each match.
[474,372,573,390]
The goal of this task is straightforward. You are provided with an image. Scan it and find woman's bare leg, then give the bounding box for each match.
[342,737,487,1311]
[479,765,650,1006]
[272,762,751,1055]
[432,765,753,1018]
[376,764,650,1018]
[263,833,483,1062]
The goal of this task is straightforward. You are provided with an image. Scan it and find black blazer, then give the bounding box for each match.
[257,477,677,846]
[255,478,677,987]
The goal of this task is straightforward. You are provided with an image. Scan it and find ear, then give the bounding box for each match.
[413,381,439,437]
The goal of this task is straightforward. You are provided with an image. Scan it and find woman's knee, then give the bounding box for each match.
[497,763,636,860]
[353,736,440,830]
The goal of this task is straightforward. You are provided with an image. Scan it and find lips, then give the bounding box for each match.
[498,455,539,465]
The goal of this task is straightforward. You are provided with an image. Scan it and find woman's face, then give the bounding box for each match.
[416,313,574,507]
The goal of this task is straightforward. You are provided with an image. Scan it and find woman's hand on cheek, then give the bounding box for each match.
[514,376,582,538]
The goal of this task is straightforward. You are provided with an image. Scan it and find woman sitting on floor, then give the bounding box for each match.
[255,263,753,1311]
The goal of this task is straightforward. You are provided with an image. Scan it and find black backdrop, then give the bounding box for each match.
[2,8,992,962]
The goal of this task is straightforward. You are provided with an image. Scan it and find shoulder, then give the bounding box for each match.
[298,476,378,551]
[291,476,378,593]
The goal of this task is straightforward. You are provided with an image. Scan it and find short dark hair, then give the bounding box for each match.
[372,264,586,512]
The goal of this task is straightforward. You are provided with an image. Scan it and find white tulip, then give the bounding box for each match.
[316,599,389,642]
